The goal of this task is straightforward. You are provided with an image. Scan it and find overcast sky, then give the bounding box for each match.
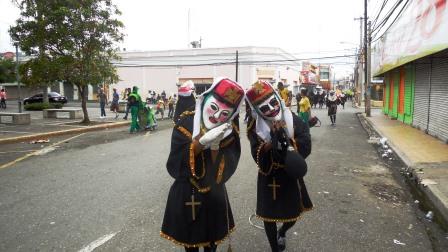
[0,0,382,78]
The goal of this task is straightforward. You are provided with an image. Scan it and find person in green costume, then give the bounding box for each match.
[128,86,142,133]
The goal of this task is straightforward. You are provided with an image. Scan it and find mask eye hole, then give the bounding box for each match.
[210,103,219,111]
[221,110,230,117]
[269,98,279,107]
[259,105,270,113]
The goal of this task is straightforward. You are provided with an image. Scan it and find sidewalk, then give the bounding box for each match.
[1,107,131,144]
[1,100,178,143]
[362,109,448,226]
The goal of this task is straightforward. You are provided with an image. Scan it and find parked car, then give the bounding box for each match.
[23,92,68,105]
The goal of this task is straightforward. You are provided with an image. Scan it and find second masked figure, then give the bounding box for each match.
[246,80,313,252]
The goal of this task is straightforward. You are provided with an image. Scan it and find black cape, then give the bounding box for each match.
[161,113,241,247]
[247,113,313,222]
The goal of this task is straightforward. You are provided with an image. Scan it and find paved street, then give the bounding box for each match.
[0,105,446,251]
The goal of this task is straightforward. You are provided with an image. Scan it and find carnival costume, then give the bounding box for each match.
[173,80,196,123]
[246,80,312,252]
[327,91,339,125]
[161,77,244,252]
[129,86,143,133]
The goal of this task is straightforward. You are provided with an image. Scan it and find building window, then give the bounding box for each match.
[320,72,329,80]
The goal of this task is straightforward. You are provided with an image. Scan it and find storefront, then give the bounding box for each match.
[373,0,448,143]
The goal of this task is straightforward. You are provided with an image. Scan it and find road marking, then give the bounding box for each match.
[0,150,34,154]
[0,130,32,134]
[0,133,85,170]
[78,232,117,252]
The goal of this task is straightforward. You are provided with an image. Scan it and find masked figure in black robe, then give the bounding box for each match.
[246,80,313,252]
[161,77,245,252]
[326,90,339,126]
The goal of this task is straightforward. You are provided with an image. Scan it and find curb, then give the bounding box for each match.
[0,121,130,145]
[358,113,448,227]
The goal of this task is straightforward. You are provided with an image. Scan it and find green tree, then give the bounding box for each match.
[0,58,16,83]
[10,0,124,123]
[9,1,55,103]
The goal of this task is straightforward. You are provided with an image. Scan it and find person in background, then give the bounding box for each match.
[167,96,175,119]
[173,80,196,123]
[295,91,302,115]
[97,88,108,119]
[339,93,346,109]
[326,90,339,126]
[312,91,319,109]
[0,88,7,109]
[287,91,293,108]
[318,91,326,109]
[111,88,120,119]
[123,88,132,120]
[161,90,167,103]
[155,97,165,120]
[128,86,142,133]
[298,88,311,124]
[277,82,290,107]
[146,90,152,104]
[151,90,157,104]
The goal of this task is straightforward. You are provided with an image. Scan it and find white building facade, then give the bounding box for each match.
[114,46,301,99]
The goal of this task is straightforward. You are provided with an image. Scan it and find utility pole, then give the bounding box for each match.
[15,44,22,113]
[366,21,372,117]
[354,16,363,107]
[235,50,239,82]
[364,0,371,116]
[354,17,363,51]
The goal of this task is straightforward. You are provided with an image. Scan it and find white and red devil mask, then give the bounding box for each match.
[178,80,195,97]
[192,77,245,139]
[246,80,294,142]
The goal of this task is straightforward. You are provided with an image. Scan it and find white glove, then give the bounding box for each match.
[199,123,231,148]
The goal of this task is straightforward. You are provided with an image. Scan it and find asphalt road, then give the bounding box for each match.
[0,105,446,251]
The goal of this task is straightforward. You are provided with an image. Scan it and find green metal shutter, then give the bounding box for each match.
[384,73,390,114]
[404,64,415,125]
[391,70,399,118]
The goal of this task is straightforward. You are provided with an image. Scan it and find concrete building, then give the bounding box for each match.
[114,46,301,100]
[372,0,448,143]
[1,46,301,102]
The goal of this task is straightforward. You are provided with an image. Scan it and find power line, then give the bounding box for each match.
[119,48,358,61]
[118,51,358,64]
[371,0,389,29]
[372,0,410,42]
[115,54,358,68]
[371,0,403,33]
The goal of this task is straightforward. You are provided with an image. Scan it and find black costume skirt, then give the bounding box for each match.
[328,104,337,116]
[256,170,309,222]
[161,179,235,247]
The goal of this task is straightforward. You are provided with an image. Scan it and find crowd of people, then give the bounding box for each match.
[96,87,177,133]
[295,87,352,126]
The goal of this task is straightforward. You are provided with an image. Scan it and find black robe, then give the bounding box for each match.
[173,94,196,123]
[247,113,313,222]
[327,98,338,116]
[161,113,241,248]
